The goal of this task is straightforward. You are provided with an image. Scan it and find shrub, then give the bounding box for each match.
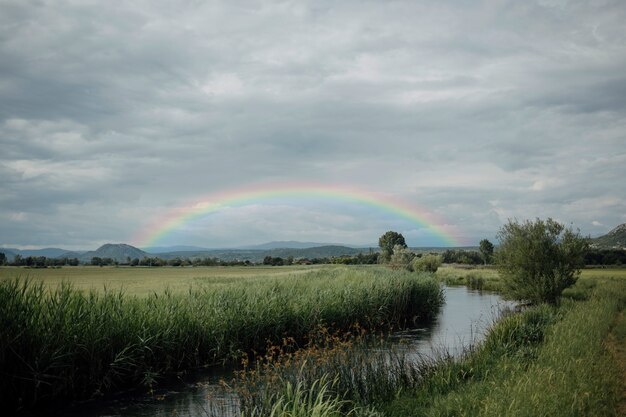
[495,218,588,305]
[412,254,443,273]
[389,245,416,271]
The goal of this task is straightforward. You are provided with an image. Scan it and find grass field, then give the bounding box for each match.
[2,264,623,295]
[436,265,626,292]
[0,264,329,295]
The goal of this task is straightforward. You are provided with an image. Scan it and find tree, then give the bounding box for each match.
[379,231,407,262]
[0,252,6,265]
[495,218,588,305]
[479,239,494,265]
[389,245,415,270]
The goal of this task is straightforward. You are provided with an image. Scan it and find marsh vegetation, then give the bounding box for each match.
[0,267,443,414]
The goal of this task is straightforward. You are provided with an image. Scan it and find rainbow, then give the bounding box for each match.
[133,183,464,247]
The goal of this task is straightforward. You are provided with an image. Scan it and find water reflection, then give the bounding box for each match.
[389,286,515,359]
[59,286,512,417]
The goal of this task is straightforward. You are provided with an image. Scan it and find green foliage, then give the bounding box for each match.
[263,376,346,417]
[234,325,428,417]
[331,253,379,265]
[389,245,415,270]
[0,269,443,413]
[378,231,407,262]
[441,249,483,265]
[436,267,503,292]
[383,279,626,416]
[0,252,6,265]
[263,256,285,266]
[479,239,494,265]
[465,273,485,290]
[495,218,589,304]
[584,248,626,265]
[412,254,443,273]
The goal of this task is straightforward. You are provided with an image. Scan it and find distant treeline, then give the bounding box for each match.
[94,256,254,267]
[0,253,380,267]
[441,249,485,265]
[1,248,623,268]
[436,248,626,267]
[263,252,380,266]
[584,249,626,266]
[0,254,80,268]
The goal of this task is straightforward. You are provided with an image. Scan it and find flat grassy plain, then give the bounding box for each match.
[436,264,626,292]
[0,264,329,295]
[2,264,623,295]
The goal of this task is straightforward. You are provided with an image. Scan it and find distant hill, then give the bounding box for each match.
[20,248,76,258]
[241,241,350,250]
[154,245,371,262]
[58,251,85,259]
[0,247,73,261]
[154,249,263,262]
[265,245,368,259]
[0,241,484,265]
[592,223,626,249]
[143,245,213,254]
[0,248,17,261]
[78,244,148,263]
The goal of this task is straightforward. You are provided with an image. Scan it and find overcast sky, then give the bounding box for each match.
[1,0,625,250]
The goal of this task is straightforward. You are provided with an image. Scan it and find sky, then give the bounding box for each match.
[1,0,625,250]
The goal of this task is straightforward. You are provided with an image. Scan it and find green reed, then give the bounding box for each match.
[0,268,443,413]
[231,325,427,417]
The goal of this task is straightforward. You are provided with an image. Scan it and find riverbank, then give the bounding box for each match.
[0,267,443,415]
[382,276,626,416]
[236,269,626,417]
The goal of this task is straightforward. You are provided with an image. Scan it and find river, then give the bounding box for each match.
[58,285,513,417]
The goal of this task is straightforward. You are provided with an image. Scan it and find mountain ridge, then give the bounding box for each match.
[592,223,626,249]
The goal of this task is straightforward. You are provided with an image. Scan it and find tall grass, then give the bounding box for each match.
[436,267,502,292]
[230,325,428,417]
[0,268,443,413]
[230,270,626,417]
[383,278,626,417]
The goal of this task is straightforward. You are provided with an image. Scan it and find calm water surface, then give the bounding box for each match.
[59,286,513,417]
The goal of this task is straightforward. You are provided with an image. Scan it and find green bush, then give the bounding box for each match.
[495,218,588,304]
[413,254,443,273]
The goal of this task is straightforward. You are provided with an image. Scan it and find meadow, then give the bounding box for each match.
[229,267,626,417]
[0,264,326,295]
[0,265,443,414]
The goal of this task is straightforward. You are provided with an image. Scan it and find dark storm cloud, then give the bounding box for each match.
[1,0,625,249]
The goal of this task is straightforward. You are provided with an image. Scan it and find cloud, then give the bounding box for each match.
[1,0,625,248]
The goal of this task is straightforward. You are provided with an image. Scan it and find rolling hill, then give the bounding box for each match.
[78,244,148,263]
[0,247,74,261]
[592,223,626,249]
